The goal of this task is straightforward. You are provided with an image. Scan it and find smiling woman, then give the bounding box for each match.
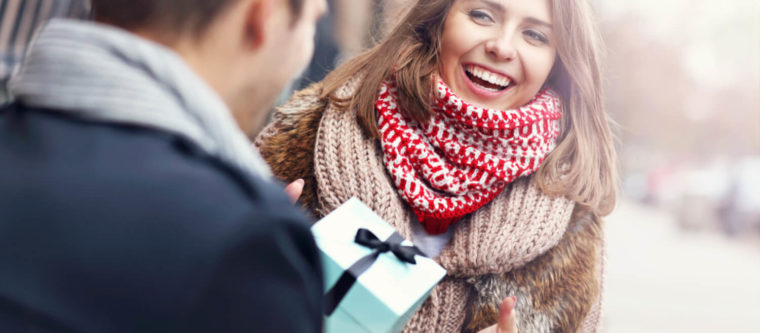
[256,0,617,332]
[439,0,557,110]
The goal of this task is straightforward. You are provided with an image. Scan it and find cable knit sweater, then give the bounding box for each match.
[255,78,605,333]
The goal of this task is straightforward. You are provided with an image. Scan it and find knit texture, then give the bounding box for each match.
[377,77,562,234]
[256,80,606,332]
[310,76,577,332]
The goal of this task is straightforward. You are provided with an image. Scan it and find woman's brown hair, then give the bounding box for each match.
[319,0,618,217]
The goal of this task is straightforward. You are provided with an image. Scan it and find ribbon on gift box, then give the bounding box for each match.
[324,228,426,316]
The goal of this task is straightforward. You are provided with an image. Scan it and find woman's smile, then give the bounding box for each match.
[461,63,514,98]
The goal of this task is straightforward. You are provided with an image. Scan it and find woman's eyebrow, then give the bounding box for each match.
[465,0,506,13]
[464,0,553,28]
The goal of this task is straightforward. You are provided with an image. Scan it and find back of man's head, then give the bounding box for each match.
[90,0,304,35]
[89,0,323,135]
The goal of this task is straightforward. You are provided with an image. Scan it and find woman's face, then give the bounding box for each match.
[439,0,557,110]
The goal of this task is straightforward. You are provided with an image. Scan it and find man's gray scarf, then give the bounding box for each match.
[10,19,272,180]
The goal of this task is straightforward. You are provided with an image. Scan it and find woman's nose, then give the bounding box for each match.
[485,34,517,61]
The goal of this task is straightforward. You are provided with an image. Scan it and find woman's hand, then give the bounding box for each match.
[283,179,305,203]
[478,297,518,333]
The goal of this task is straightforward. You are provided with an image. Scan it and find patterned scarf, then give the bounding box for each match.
[376,77,563,234]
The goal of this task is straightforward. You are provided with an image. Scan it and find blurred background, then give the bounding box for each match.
[597,1,760,332]
[2,0,759,331]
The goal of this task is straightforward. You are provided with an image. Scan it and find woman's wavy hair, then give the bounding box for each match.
[319,0,618,216]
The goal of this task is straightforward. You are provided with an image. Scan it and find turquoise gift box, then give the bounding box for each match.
[311,198,447,333]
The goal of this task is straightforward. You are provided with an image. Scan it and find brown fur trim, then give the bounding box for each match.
[465,300,499,333]
[257,84,604,332]
[254,85,327,218]
[464,206,603,333]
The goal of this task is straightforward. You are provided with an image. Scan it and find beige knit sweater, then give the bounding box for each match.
[256,78,605,333]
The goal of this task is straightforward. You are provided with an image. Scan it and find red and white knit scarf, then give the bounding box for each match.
[376,77,563,234]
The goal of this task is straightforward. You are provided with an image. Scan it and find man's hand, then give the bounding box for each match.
[478,297,518,333]
[284,179,304,203]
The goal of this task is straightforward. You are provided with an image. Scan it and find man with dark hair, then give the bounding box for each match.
[89,0,304,33]
[0,0,326,332]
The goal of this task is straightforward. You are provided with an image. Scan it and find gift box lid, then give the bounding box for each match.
[312,198,446,332]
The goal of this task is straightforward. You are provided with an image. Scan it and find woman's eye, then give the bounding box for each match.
[468,10,494,24]
[524,29,549,44]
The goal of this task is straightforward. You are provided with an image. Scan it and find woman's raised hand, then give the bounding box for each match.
[477,297,518,333]
[284,179,305,203]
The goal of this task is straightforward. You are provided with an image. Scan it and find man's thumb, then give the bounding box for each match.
[497,296,518,333]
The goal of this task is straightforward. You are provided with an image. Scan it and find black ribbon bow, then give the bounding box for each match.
[324,228,426,316]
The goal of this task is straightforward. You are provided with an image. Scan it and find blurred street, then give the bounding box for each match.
[602,200,760,333]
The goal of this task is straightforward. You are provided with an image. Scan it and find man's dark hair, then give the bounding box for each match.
[91,0,304,35]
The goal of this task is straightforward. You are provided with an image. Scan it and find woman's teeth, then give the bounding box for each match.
[465,65,511,91]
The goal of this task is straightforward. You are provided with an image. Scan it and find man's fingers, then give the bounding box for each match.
[497,296,518,333]
[284,179,304,203]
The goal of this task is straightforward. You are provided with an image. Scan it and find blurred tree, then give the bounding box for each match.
[600,0,760,178]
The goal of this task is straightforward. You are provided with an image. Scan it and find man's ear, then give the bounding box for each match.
[244,0,275,48]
